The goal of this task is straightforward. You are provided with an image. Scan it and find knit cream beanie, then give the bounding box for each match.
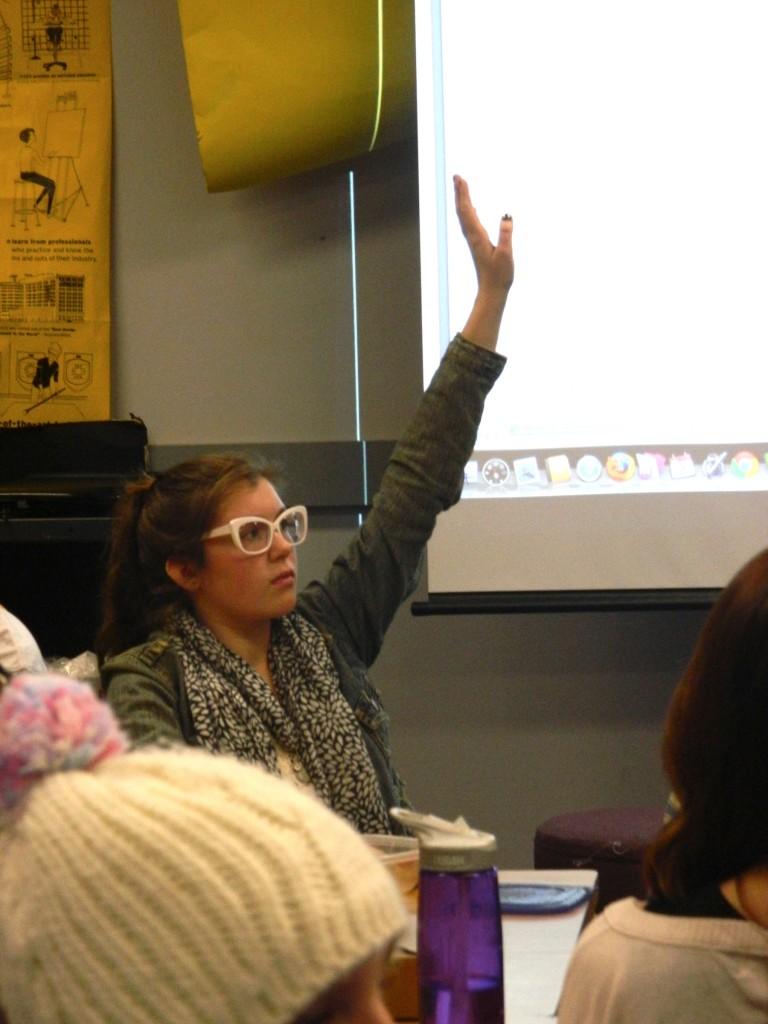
[0,673,406,1024]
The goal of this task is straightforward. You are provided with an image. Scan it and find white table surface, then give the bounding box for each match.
[499,869,597,1022]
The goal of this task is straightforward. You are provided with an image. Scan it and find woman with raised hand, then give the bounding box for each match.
[98,176,514,832]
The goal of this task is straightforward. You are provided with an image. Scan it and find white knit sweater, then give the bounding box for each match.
[557,896,768,1023]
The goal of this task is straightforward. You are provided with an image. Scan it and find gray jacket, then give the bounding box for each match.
[101,335,505,820]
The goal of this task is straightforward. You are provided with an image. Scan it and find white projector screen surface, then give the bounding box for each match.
[416,0,768,598]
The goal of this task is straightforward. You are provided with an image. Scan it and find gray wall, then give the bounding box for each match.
[111,1,707,865]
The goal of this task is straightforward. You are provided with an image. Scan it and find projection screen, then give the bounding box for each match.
[415,0,768,606]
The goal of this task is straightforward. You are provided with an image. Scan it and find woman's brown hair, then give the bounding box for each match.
[96,454,278,661]
[645,547,768,901]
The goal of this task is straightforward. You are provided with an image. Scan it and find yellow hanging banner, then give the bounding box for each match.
[177,0,415,192]
[0,0,111,426]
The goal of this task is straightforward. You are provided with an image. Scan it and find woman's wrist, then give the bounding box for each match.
[460,289,510,351]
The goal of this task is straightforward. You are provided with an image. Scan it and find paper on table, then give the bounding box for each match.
[397,914,417,955]
[501,870,597,1018]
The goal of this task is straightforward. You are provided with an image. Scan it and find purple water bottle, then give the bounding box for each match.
[390,808,504,1024]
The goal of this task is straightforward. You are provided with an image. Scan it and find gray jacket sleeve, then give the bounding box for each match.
[100,636,195,747]
[297,334,506,668]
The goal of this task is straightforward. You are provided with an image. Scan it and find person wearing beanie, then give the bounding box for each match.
[0,672,407,1024]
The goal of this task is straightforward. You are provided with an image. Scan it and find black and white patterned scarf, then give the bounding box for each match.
[170,610,389,833]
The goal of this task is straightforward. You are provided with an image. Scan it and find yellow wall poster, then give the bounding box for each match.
[0,0,111,426]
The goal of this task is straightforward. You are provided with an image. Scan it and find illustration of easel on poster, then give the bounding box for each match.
[44,93,88,221]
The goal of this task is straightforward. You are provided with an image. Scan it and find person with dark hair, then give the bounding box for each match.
[18,128,56,216]
[98,175,514,833]
[557,548,768,1023]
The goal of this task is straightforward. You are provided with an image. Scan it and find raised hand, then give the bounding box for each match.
[454,175,513,351]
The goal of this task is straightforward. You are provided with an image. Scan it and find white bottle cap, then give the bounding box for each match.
[389,807,497,872]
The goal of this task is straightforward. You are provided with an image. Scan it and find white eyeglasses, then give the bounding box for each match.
[202,505,308,555]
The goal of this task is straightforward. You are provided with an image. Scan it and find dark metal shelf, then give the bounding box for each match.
[412,589,720,614]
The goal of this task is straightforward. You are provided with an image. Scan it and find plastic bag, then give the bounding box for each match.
[45,651,99,690]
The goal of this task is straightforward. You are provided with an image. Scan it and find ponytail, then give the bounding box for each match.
[97,475,168,661]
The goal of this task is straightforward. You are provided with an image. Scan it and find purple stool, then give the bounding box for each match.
[534,806,664,912]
